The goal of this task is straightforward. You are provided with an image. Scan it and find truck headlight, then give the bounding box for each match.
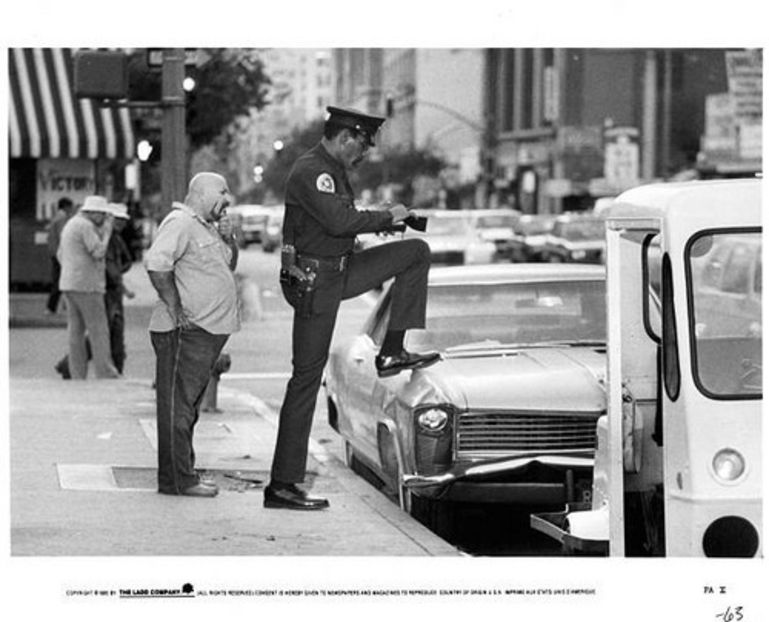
[417,407,449,432]
[713,448,746,482]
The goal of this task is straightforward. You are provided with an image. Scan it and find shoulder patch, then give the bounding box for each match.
[316,172,336,194]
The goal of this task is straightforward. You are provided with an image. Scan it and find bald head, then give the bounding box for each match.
[185,172,232,222]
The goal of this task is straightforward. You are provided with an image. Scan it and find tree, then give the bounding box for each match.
[127,48,271,150]
[261,120,447,203]
[262,119,325,199]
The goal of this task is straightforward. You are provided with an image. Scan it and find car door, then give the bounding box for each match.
[338,291,393,466]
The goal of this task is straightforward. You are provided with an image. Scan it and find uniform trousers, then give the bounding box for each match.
[63,291,119,379]
[151,326,229,493]
[270,238,430,484]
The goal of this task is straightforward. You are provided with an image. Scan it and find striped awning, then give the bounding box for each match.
[9,48,135,160]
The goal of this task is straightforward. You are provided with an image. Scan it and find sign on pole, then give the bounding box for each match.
[725,50,763,121]
[147,48,199,69]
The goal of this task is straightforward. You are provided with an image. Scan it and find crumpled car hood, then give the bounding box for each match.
[410,347,607,412]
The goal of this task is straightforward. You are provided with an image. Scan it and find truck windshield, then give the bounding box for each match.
[688,230,762,398]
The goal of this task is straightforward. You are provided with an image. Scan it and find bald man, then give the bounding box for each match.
[144,173,240,497]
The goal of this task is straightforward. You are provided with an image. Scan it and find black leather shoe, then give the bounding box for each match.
[375,349,440,378]
[180,483,218,498]
[54,358,71,380]
[263,483,329,510]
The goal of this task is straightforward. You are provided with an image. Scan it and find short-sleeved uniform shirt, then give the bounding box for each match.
[283,142,393,256]
[144,202,240,335]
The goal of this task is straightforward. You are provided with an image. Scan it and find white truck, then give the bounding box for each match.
[531,178,762,557]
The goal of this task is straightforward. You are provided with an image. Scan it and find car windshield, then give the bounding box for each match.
[476,214,517,228]
[515,218,553,236]
[688,231,762,398]
[554,220,605,240]
[405,279,606,352]
[428,216,471,236]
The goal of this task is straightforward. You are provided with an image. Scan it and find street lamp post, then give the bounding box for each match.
[161,49,187,215]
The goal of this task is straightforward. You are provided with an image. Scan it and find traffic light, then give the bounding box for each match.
[386,95,394,118]
[73,50,128,99]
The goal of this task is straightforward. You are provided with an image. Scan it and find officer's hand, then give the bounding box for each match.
[388,203,410,223]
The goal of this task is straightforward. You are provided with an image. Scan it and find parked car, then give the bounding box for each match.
[468,209,521,259]
[691,233,761,340]
[261,208,284,253]
[226,204,273,245]
[405,209,497,265]
[502,214,556,262]
[540,214,606,264]
[324,263,607,534]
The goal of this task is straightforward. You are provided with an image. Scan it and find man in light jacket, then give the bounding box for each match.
[58,195,120,379]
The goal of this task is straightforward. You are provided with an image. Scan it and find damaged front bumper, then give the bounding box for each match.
[530,503,609,555]
[402,455,594,505]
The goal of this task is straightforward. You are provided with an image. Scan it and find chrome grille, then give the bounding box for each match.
[456,411,598,456]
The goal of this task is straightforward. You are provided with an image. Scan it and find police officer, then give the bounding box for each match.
[265,106,439,511]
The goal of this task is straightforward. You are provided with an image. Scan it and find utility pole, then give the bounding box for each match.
[642,50,658,181]
[161,49,187,215]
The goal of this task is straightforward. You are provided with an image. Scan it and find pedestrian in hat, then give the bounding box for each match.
[144,172,240,498]
[54,202,134,379]
[104,203,135,374]
[57,195,120,379]
[45,196,75,314]
[265,106,439,511]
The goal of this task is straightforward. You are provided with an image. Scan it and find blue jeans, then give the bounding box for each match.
[151,326,228,493]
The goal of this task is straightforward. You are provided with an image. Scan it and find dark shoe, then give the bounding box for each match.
[180,483,219,498]
[54,357,71,380]
[375,349,440,378]
[263,483,329,510]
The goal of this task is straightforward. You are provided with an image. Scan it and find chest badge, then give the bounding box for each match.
[316,172,335,194]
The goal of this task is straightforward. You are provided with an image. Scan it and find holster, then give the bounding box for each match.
[280,265,317,318]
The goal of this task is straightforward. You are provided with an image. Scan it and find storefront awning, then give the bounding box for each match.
[9,48,135,160]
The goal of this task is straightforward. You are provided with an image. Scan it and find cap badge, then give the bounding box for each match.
[316,173,336,194]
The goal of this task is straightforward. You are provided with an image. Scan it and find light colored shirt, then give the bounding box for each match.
[144,202,240,335]
[57,211,110,293]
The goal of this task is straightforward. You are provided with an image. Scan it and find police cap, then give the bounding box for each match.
[325,106,385,146]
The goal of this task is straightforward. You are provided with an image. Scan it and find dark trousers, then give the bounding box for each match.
[151,326,228,493]
[270,238,430,484]
[47,257,61,313]
[105,289,126,374]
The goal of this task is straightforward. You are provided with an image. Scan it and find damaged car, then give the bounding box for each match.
[324,263,607,533]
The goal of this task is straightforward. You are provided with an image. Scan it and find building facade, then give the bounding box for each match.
[333,48,485,200]
[8,48,135,288]
[484,48,762,214]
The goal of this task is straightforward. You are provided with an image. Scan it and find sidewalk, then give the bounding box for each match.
[9,376,459,556]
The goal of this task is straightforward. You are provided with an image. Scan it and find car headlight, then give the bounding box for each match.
[571,250,587,259]
[417,407,449,432]
[713,448,746,482]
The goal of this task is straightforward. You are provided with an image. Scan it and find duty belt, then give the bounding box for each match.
[296,252,350,272]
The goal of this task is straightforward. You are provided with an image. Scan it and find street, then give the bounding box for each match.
[9,244,562,556]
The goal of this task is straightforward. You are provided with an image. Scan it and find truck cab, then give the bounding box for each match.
[531,178,762,557]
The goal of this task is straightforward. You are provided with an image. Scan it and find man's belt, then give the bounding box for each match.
[296,252,350,272]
